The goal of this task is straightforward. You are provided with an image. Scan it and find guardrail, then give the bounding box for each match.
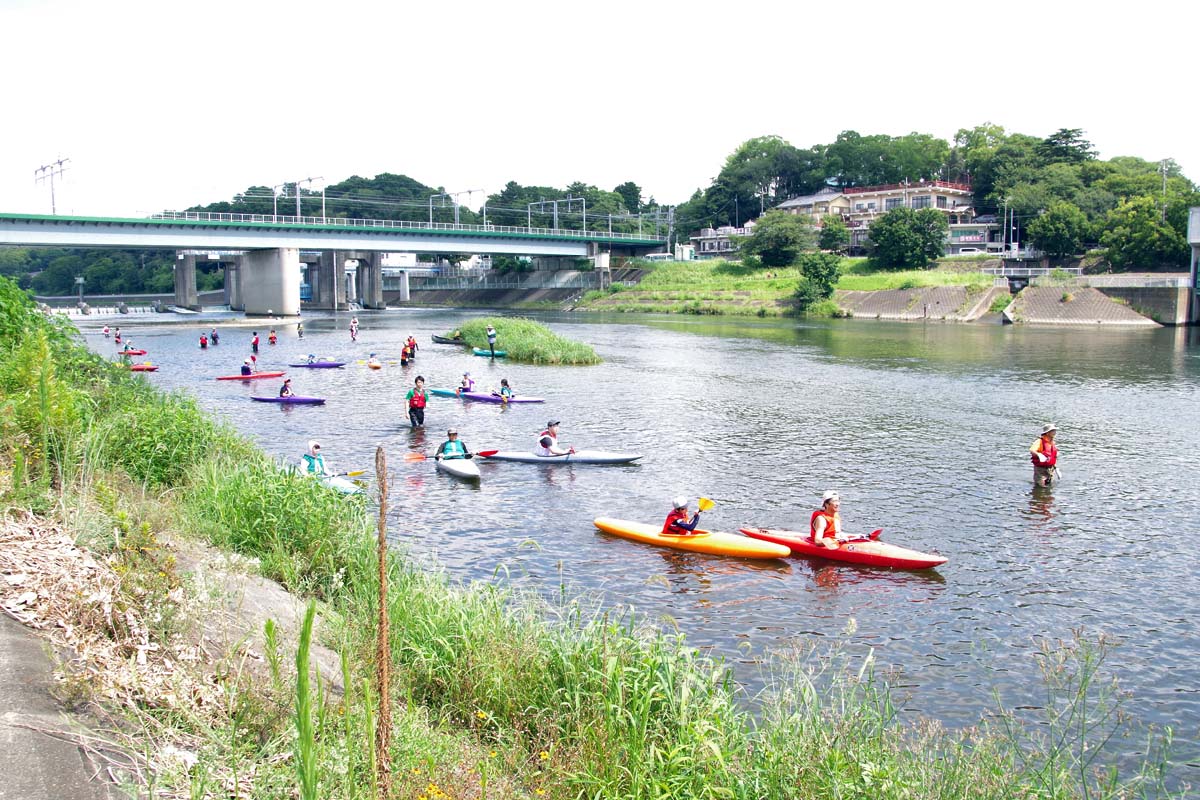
[983,266,1080,277]
[397,273,603,292]
[150,211,665,243]
[1032,274,1192,289]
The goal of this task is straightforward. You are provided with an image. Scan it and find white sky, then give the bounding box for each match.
[1,0,1196,218]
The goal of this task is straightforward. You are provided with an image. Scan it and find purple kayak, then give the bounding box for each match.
[287,361,346,368]
[460,391,544,404]
[250,396,326,405]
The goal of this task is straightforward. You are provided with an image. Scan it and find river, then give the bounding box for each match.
[84,310,1200,780]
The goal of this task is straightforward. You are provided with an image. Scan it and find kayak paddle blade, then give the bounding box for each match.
[698,497,715,512]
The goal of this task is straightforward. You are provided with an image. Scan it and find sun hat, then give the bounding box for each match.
[1041,423,1058,434]
[821,490,840,503]
[673,495,689,509]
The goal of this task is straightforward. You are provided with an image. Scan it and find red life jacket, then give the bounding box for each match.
[1031,437,1057,467]
[409,390,426,409]
[662,508,690,535]
[810,509,839,541]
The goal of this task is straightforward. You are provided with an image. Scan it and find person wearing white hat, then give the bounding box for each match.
[434,428,472,461]
[1029,423,1059,487]
[811,490,845,549]
[662,495,701,536]
[301,440,333,477]
[240,358,253,376]
[456,371,475,396]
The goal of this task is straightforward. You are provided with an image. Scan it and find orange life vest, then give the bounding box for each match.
[810,508,840,541]
[1030,436,1057,467]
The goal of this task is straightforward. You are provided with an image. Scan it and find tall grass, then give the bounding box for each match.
[443,317,601,365]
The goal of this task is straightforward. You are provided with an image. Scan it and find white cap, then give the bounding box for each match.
[673,495,688,509]
[821,490,840,503]
[308,440,320,452]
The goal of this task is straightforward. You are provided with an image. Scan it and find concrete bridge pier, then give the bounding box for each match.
[307,250,349,310]
[225,259,243,310]
[355,252,385,309]
[241,248,301,316]
[173,253,200,310]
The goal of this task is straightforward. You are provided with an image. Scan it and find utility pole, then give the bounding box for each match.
[296,177,323,219]
[1160,160,1170,223]
[34,158,69,214]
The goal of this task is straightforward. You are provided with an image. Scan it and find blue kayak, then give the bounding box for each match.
[287,361,346,368]
[473,348,507,358]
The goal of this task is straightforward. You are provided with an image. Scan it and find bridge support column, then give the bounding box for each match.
[393,271,410,302]
[356,253,385,309]
[241,248,301,316]
[173,253,200,310]
[226,259,243,310]
[309,250,348,310]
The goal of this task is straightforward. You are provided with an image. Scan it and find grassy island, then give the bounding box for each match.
[0,276,1178,799]
[442,317,601,365]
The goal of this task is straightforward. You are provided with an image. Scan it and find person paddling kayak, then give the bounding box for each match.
[492,377,514,402]
[240,358,253,376]
[662,496,702,536]
[279,378,294,398]
[536,420,574,457]
[1030,423,1060,487]
[811,490,846,549]
[302,440,333,477]
[456,372,475,396]
[434,428,473,461]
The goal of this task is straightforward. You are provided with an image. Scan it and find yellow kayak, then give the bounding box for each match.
[593,517,791,560]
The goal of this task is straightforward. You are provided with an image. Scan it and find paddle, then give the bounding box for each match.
[339,470,367,477]
[476,450,499,458]
[403,452,427,462]
[844,529,883,543]
[697,497,715,511]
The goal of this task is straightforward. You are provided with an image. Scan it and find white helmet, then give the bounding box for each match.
[821,490,840,504]
[673,495,689,509]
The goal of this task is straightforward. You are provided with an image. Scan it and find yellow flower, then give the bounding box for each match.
[536,790,546,796]
[489,750,497,758]
[476,710,487,719]
[412,767,421,774]
[539,751,550,761]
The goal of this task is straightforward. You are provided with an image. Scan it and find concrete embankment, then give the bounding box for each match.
[834,285,1008,322]
[1004,287,1160,326]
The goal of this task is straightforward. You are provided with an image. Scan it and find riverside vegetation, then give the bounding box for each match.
[578,256,997,318]
[0,274,1183,798]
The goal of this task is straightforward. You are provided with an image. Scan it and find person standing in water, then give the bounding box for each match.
[1029,423,1060,487]
[406,376,428,429]
[486,324,498,357]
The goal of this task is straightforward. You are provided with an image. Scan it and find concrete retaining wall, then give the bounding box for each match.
[1007,287,1158,326]
[833,285,1007,322]
[1094,287,1191,325]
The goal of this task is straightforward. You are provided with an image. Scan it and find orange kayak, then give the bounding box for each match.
[593,517,790,560]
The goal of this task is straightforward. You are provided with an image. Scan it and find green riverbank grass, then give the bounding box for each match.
[0,275,1182,799]
[442,317,601,365]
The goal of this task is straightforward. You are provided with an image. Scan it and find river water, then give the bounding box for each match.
[83,310,1200,779]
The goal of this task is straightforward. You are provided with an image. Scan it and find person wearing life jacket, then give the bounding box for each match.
[456,372,475,396]
[302,440,333,477]
[1029,423,1059,487]
[811,490,845,549]
[114,327,122,344]
[210,328,219,346]
[268,329,278,346]
[406,375,428,428]
[102,325,110,338]
[434,428,472,461]
[251,332,260,353]
[240,358,253,376]
[366,353,382,369]
[493,377,514,402]
[279,378,294,398]
[407,335,418,354]
[662,496,701,536]
[536,420,574,457]
[200,333,208,349]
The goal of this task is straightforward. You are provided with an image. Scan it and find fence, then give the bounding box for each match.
[401,272,603,292]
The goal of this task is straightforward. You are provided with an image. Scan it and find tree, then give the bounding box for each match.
[1027,202,1089,259]
[1037,128,1097,165]
[817,216,850,253]
[1100,195,1189,270]
[738,210,814,267]
[791,252,842,313]
[867,208,949,270]
[613,181,642,214]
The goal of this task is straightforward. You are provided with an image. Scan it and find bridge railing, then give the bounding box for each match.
[150,211,665,243]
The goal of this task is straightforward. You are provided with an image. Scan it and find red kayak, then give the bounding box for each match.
[739,527,947,570]
[120,349,148,356]
[216,371,286,381]
[129,364,159,372]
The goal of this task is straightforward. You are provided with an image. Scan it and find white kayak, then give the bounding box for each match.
[436,457,481,481]
[479,450,641,465]
[320,474,364,495]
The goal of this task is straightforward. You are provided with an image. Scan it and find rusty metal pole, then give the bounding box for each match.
[374,446,391,798]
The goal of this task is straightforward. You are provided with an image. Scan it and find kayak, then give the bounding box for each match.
[250,396,326,405]
[435,457,481,481]
[320,475,363,495]
[431,335,465,345]
[129,364,159,372]
[427,387,544,404]
[216,371,286,381]
[367,361,382,370]
[594,518,790,560]
[119,349,148,356]
[288,361,346,368]
[480,450,641,464]
[473,348,507,358]
[738,527,947,570]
